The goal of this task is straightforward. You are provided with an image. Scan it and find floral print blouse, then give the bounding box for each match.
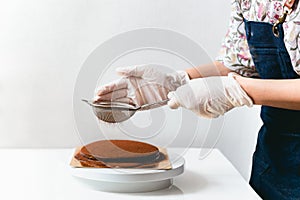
[217,0,300,77]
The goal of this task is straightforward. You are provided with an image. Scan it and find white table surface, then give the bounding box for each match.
[0,148,261,200]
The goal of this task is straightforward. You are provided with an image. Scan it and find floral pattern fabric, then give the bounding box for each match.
[217,0,300,77]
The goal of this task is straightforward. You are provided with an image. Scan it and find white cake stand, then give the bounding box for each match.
[70,151,185,193]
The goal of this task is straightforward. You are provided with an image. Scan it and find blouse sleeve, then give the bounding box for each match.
[216,0,259,77]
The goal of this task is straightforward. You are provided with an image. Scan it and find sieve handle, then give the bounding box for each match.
[140,99,169,110]
[82,99,94,106]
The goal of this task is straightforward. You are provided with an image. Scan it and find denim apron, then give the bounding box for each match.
[244,19,300,199]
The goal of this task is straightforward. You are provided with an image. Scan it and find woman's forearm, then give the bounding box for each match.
[185,61,300,110]
[185,61,232,79]
[235,76,300,110]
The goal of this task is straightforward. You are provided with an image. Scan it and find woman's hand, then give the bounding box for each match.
[95,64,190,107]
[167,73,253,118]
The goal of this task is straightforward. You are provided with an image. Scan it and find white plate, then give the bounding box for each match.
[69,151,185,193]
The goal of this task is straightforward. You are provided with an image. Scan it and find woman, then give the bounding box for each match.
[95,0,300,199]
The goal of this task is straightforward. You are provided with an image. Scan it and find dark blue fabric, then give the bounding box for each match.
[244,19,300,200]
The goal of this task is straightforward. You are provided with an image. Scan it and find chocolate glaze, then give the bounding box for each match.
[80,140,159,159]
[74,140,165,168]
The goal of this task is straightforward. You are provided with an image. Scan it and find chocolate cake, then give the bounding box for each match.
[74,140,165,168]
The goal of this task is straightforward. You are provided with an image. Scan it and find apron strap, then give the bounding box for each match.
[272,0,299,37]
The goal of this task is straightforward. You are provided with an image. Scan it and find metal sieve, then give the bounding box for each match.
[82,99,169,123]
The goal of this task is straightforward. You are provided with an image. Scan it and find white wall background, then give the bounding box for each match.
[0,0,262,180]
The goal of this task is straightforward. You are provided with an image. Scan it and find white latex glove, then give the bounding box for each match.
[167,73,253,118]
[95,64,189,108]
